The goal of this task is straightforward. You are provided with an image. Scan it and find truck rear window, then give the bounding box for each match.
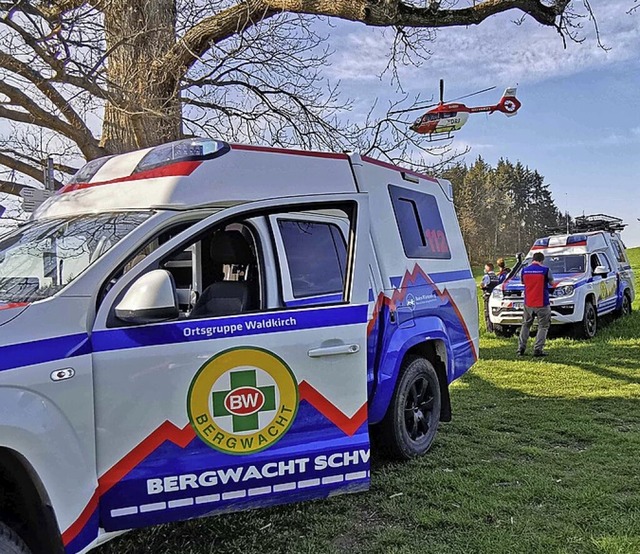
[389,185,451,259]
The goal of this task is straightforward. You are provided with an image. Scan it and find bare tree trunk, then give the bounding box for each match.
[101,0,182,154]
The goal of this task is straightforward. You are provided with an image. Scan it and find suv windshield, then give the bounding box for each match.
[0,212,152,303]
[520,254,586,276]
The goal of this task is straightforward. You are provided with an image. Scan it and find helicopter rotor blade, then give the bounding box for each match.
[447,85,497,103]
[388,101,439,115]
[439,79,444,104]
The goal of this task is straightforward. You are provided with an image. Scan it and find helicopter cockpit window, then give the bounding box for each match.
[426,113,439,121]
[439,111,457,119]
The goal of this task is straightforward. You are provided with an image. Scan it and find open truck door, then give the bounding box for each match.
[90,194,371,532]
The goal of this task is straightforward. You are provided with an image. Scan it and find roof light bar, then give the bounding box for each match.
[133,138,230,174]
[67,155,114,186]
[566,234,588,244]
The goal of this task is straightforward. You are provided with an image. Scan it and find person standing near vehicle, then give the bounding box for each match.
[480,262,499,332]
[518,252,555,357]
[497,257,511,284]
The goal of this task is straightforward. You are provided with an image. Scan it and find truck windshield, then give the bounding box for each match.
[520,254,586,276]
[0,211,152,303]
[545,254,586,274]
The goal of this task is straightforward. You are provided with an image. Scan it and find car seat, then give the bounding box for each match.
[189,230,257,318]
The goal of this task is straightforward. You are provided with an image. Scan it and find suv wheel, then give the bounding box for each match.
[0,522,31,554]
[380,356,441,460]
[575,300,597,339]
[616,292,632,318]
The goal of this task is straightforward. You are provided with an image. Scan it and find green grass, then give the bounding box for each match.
[99,249,640,554]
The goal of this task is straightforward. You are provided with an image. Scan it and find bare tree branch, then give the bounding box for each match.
[0,81,102,158]
[0,145,77,174]
[163,0,571,74]
[0,150,63,188]
[0,51,94,138]
[0,179,31,196]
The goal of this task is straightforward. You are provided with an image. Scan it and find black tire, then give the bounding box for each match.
[574,300,597,339]
[380,356,441,460]
[0,522,31,554]
[494,325,517,338]
[615,292,632,318]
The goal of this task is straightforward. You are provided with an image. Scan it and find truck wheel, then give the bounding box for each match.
[0,522,31,554]
[575,300,597,339]
[616,292,632,318]
[380,356,441,460]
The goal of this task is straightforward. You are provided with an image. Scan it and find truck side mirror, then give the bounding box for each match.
[593,265,608,277]
[115,269,179,324]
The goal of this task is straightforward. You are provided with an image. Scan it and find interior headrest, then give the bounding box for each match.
[210,231,254,265]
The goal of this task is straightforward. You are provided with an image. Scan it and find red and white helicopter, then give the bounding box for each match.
[391,80,521,141]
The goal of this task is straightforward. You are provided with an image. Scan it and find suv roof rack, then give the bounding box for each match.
[546,214,626,235]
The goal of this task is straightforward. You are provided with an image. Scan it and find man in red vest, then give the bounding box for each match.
[518,252,555,357]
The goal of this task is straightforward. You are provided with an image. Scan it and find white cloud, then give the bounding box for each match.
[327,1,640,91]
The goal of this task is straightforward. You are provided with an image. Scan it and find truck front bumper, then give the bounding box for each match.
[490,300,578,325]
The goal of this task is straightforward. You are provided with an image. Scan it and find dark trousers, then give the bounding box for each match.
[483,294,493,332]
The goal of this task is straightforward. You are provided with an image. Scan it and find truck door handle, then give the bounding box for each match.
[308,344,360,358]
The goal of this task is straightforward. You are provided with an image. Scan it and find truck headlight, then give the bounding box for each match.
[554,285,575,297]
[492,288,503,298]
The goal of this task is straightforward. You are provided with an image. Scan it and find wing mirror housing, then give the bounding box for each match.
[593,265,608,277]
[115,269,179,324]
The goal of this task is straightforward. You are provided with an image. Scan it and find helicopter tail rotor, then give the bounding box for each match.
[495,87,521,117]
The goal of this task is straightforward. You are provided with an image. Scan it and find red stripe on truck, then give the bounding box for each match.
[59,160,203,193]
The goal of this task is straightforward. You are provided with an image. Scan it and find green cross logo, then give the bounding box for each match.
[212,369,276,432]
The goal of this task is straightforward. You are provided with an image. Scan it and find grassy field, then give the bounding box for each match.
[99,249,640,554]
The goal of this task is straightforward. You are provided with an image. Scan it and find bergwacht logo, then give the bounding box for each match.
[187,347,298,455]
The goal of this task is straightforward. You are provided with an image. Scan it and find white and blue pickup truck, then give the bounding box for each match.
[489,216,635,339]
[0,138,479,554]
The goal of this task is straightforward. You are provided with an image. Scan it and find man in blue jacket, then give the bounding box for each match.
[518,252,555,357]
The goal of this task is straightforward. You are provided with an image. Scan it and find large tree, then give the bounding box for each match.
[442,157,564,262]
[0,0,578,196]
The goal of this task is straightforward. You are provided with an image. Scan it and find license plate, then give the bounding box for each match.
[512,302,523,310]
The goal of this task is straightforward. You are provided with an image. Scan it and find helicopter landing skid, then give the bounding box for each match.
[425,130,455,142]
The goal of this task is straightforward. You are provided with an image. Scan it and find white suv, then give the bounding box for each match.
[489,215,634,339]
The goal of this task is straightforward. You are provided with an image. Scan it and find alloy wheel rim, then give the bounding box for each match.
[404,377,435,441]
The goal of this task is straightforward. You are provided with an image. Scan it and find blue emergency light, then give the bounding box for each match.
[533,237,550,247]
[566,234,587,244]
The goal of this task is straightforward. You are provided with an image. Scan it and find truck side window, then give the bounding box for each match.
[612,240,626,264]
[598,253,612,273]
[389,185,451,260]
[278,220,346,299]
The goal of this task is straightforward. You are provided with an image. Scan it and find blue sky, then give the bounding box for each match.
[2,1,638,247]
[326,0,640,246]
